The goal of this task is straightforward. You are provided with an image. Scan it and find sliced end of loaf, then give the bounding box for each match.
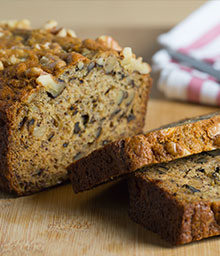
[4,51,151,195]
[128,150,220,245]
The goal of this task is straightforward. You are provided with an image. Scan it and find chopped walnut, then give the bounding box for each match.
[8,55,20,65]
[77,61,84,70]
[0,19,31,29]
[67,29,77,38]
[23,90,38,103]
[34,44,41,50]
[33,125,47,138]
[96,57,104,66]
[42,42,51,49]
[0,60,4,70]
[55,60,66,69]
[57,28,67,37]
[121,47,151,74]
[16,63,27,74]
[17,19,31,29]
[208,123,220,138]
[40,55,66,70]
[44,20,58,31]
[165,141,178,156]
[104,56,119,73]
[36,74,66,97]
[26,67,45,78]
[116,90,124,105]
[124,91,134,106]
[97,36,122,51]
[40,56,49,65]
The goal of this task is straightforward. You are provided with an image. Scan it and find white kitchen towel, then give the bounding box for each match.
[152,0,220,106]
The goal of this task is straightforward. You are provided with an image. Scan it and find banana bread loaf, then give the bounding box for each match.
[128,149,220,245]
[0,20,151,195]
[68,111,220,193]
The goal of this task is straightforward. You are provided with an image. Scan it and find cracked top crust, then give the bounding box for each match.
[0,20,150,114]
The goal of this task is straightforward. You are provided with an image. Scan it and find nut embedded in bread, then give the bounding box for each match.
[68,111,220,193]
[0,20,151,195]
[128,149,220,245]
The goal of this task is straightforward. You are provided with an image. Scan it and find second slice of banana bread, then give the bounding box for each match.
[128,149,220,245]
[68,111,220,192]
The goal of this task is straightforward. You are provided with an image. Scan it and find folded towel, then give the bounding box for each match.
[153,0,220,106]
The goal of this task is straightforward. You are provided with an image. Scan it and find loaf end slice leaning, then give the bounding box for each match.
[128,149,220,245]
[0,20,151,195]
[68,111,220,192]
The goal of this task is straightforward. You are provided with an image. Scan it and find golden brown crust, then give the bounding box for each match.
[124,112,220,169]
[0,23,116,111]
[0,22,149,113]
[68,111,220,192]
[95,36,122,51]
[0,27,77,110]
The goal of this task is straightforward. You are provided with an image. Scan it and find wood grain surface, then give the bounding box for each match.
[0,98,220,256]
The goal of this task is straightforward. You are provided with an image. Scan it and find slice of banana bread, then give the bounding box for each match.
[0,20,151,195]
[68,111,220,193]
[128,149,220,245]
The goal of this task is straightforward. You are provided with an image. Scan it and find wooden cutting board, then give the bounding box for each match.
[0,98,220,256]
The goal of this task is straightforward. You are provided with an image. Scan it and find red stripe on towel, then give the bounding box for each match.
[216,91,220,106]
[187,77,204,102]
[179,23,220,54]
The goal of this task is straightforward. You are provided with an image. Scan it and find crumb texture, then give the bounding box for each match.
[0,20,151,195]
[69,111,220,193]
[128,149,220,245]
